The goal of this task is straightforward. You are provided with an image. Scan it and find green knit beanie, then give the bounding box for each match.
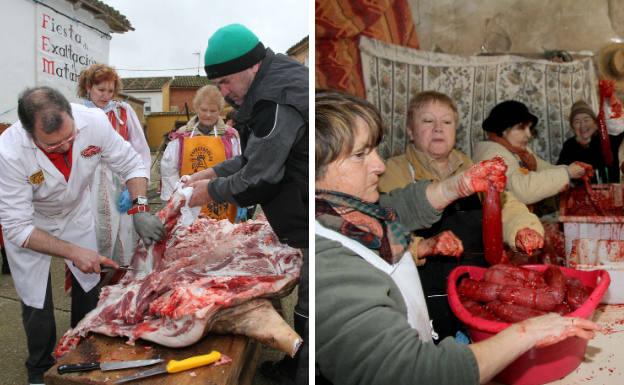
[204,24,266,79]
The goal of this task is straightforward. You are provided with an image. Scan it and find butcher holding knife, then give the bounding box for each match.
[0,87,164,385]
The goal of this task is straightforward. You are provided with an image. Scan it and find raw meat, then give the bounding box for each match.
[566,277,590,311]
[561,185,624,217]
[514,228,543,256]
[55,190,302,358]
[458,278,502,302]
[480,156,507,265]
[486,300,546,323]
[462,300,497,320]
[483,264,546,288]
[498,285,562,312]
[578,164,606,216]
[459,265,591,323]
[598,80,615,167]
[543,265,566,300]
[426,230,463,258]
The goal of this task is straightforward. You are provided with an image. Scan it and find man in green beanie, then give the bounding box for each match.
[185,23,308,385]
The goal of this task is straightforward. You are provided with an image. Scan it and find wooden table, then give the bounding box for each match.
[44,333,260,385]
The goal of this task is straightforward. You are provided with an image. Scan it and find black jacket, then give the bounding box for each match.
[209,49,309,248]
[557,133,622,183]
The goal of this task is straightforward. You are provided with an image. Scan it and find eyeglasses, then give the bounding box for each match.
[36,127,77,152]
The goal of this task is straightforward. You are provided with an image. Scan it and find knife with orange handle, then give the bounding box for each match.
[112,351,222,383]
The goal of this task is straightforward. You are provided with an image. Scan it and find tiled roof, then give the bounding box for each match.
[170,76,211,88]
[66,0,134,33]
[118,92,145,104]
[122,77,171,91]
[287,35,309,56]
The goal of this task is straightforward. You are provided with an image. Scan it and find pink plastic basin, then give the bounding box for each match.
[447,265,610,385]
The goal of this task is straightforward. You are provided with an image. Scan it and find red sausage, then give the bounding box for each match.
[458,278,503,302]
[462,300,498,320]
[484,264,546,288]
[543,265,566,300]
[487,300,546,323]
[483,182,504,265]
[566,277,590,311]
[498,285,563,311]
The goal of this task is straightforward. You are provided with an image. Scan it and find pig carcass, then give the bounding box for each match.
[55,191,303,358]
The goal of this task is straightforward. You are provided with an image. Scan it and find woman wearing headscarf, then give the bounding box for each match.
[315,90,599,385]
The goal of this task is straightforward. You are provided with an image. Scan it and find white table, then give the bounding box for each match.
[547,304,624,384]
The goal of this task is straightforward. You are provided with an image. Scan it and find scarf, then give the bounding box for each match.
[84,100,124,126]
[487,132,537,171]
[316,190,410,264]
[38,143,73,181]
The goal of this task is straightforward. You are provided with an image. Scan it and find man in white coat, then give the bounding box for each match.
[0,87,164,385]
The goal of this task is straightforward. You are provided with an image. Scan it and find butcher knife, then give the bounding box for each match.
[101,265,136,271]
[112,351,222,384]
[57,358,164,374]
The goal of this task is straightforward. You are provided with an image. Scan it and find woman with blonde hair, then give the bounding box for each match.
[160,85,240,221]
[78,63,152,265]
[380,91,544,341]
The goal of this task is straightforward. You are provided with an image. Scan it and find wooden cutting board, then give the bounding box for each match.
[44,333,260,385]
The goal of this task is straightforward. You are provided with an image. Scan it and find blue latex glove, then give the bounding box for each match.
[117,189,132,213]
[455,330,470,345]
[235,207,248,223]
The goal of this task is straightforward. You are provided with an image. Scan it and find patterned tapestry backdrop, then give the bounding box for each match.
[360,36,599,163]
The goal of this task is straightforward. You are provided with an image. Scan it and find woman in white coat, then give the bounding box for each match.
[78,64,152,265]
[0,87,162,385]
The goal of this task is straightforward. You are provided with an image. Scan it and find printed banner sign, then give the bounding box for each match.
[36,4,110,100]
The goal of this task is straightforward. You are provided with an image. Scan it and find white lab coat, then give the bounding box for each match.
[0,104,148,309]
[87,101,151,265]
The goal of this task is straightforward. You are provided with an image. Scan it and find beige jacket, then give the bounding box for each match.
[379,144,543,252]
[473,141,569,205]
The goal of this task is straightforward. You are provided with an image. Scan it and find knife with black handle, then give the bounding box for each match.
[58,358,163,374]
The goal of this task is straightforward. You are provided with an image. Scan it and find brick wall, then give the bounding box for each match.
[169,88,198,114]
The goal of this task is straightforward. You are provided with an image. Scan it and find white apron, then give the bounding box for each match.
[90,162,137,264]
[316,221,434,342]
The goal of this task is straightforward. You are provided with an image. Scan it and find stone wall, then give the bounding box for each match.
[410,0,622,55]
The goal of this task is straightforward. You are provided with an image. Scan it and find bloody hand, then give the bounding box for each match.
[433,156,507,211]
[515,228,544,255]
[573,161,594,179]
[463,156,508,194]
[417,230,464,260]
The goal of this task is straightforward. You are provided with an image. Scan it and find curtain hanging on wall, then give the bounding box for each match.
[315,0,419,97]
[359,36,599,163]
